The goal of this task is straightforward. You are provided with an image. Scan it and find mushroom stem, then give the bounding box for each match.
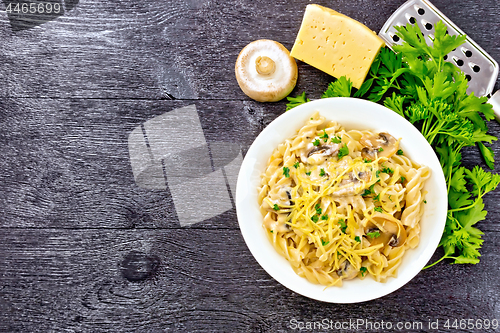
[255,56,276,75]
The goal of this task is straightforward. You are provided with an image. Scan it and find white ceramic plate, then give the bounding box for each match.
[236,97,448,303]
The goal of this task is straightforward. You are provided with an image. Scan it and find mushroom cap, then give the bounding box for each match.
[365,213,407,248]
[235,40,298,102]
[360,132,399,159]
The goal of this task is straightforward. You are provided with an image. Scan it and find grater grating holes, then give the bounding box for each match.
[454,57,464,67]
[378,0,499,97]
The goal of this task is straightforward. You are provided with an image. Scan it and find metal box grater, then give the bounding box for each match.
[378,0,499,98]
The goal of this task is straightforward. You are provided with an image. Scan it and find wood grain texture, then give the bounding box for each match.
[0,98,281,229]
[0,0,498,100]
[1,0,500,331]
[0,229,499,333]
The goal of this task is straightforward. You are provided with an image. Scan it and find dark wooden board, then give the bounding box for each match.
[0,97,499,231]
[0,229,499,332]
[0,0,498,100]
[1,0,500,331]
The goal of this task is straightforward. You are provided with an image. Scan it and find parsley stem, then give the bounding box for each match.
[423,255,449,269]
[448,191,484,213]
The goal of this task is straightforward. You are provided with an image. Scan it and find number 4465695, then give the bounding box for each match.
[5,2,61,14]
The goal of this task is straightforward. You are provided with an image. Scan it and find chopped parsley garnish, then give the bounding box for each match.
[331,136,342,144]
[321,239,329,246]
[424,200,427,204]
[396,149,404,155]
[381,167,394,174]
[314,204,322,215]
[283,166,290,178]
[363,158,371,163]
[378,147,384,152]
[354,236,361,242]
[337,144,349,159]
[273,204,279,211]
[311,215,319,223]
[374,207,383,213]
[293,162,300,169]
[400,176,406,183]
[373,193,380,201]
[319,168,326,177]
[338,219,347,233]
[367,231,380,238]
[321,214,328,221]
[270,230,273,233]
[320,129,329,142]
[360,267,367,277]
[362,184,376,197]
[313,139,320,146]
[305,171,311,176]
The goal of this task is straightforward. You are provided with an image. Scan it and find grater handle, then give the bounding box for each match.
[489,90,500,123]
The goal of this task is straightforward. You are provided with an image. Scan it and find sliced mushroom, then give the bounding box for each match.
[333,171,371,196]
[360,132,399,159]
[235,40,298,102]
[336,260,358,280]
[364,214,407,247]
[306,144,339,164]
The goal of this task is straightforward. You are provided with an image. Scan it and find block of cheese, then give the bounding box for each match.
[290,4,385,89]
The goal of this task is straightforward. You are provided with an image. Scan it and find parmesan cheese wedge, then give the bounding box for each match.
[291,4,385,89]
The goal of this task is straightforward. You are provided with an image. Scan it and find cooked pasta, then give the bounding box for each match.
[258,112,430,287]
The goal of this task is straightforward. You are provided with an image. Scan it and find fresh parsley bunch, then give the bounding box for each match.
[286,20,500,266]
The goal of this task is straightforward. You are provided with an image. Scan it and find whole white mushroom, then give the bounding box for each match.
[235,40,298,102]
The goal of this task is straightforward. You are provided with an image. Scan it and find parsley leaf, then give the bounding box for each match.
[286,92,310,111]
[320,130,329,142]
[338,219,347,233]
[283,167,290,178]
[273,204,279,211]
[381,167,394,174]
[322,76,353,98]
[293,162,300,169]
[354,236,361,242]
[367,231,380,238]
[374,207,383,213]
[313,139,320,146]
[315,204,322,215]
[321,239,329,246]
[360,267,367,277]
[319,168,326,177]
[331,136,342,143]
[337,144,349,159]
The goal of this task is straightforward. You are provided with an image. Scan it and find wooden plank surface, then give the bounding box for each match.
[0,0,498,100]
[0,228,499,332]
[1,0,500,332]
